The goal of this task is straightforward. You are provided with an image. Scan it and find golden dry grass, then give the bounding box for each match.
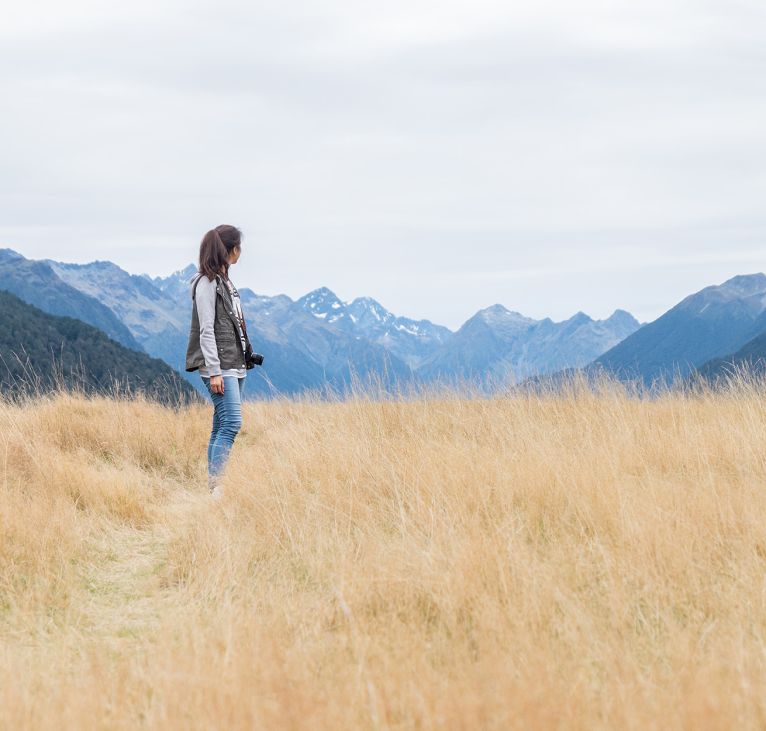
[2,378,766,729]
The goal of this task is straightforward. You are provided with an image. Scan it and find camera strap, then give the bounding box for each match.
[217,275,249,360]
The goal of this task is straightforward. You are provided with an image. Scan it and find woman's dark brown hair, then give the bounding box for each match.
[198,225,242,280]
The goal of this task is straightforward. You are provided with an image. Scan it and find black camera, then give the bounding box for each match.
[245,344,264,369]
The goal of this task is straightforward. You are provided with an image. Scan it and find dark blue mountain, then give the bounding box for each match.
[595,274,766,384]
[696,329,766,382]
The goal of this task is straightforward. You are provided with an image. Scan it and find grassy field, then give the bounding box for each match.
[2,379,766,729]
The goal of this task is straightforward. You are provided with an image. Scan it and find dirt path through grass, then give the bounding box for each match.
[75,487,209,648]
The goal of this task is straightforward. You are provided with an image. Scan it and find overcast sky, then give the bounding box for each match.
[1,0,764,329]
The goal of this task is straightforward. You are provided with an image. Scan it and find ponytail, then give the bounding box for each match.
[198,224,242,280]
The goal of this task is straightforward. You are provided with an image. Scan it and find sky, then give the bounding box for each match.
[1,0,764,330]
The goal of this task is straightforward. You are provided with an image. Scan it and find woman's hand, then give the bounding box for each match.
[210,375,225,394]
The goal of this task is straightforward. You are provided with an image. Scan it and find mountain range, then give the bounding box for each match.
[6,246,766,397]
[0,248,643,398]
[419,305,639,387]
[152,265,641,394]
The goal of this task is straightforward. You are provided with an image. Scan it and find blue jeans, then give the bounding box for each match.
[201,376,246,477]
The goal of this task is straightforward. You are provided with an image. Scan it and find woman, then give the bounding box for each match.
[185,224,255,498]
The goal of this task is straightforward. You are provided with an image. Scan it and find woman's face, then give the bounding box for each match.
[228,245,242,265]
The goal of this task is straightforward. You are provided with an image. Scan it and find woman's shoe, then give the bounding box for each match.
[207,475,222,500]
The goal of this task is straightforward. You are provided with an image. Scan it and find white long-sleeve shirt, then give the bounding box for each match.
[193,274,246,379]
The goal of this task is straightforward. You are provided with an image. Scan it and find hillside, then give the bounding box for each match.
[0,248,142,351]
[4,383,766,728]
[595,273,766,384]
[696,330,766,381]
[0,289,198,404]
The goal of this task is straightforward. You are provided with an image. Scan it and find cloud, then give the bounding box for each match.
[0,0,764,329]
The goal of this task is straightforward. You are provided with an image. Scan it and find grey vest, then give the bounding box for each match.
[185,273,251,373]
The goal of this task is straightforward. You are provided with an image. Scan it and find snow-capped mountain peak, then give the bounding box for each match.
[347,296,395,326]
[296,287,347,322]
